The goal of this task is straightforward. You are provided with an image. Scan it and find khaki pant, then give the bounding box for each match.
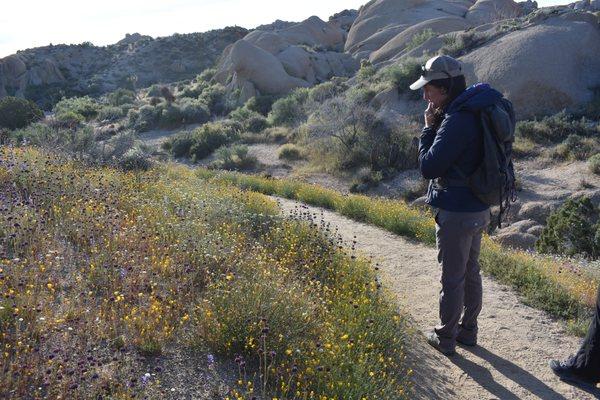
[434,208,490,350]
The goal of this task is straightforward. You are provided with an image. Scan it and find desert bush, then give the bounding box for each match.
[268,88,310,127]
[118,146,153,171]
[516,111,599,144]
[589,153,600,175]
[245,95,276,116]
[536,197,599,259]
[308,81,345,103]
[53,96,100,120]
[230,107,269,133]
[163,120,241,160]
[147,84,164,97]
[0,96,44,129]
[197,68,216,82]
[381,57,425,97]
[133,104,160,132]
[97,106,125,122]
[551,134,598,161]
[210,144,258,170]
[179,99,210,124]
[265,126,291,143]
[107,88,135,106]
[345,85,378,104]
[277,143,305,161]
[405,28,436,51]
[357,60,376,81]
[440,31,489,57]
[158,104,183,127]
[54,110,85,127]
[199,83,230,115]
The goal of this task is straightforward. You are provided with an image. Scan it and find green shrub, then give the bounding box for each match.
[516,112,599,144]
[180,99,210,124]
[357,61,376,81]
[119,146,153,171]
[55,110,85,127]
[405,28,436,51]
[245,95,276,116]
[277,144,305,161]
[53,96,100,120]
[199,83,230,115]
[147,84,164,97]
[536,197,600,259]
[97,106,125,122]
[381,57,425,97]
[163,134,195,157]
[308,81,345,103]
[133,105,160,132]
[440,31,489,57]
[211,144,258,170]
[197,68,216,82]
[268,89,310,127]
[0,96,44,129]
[265,126,290,143]
[158,104,183,127]
[552,134,598,161]
[229,107,269,133]
[589,153,600,175]
[107,88,136,106]
[164,121,241,160]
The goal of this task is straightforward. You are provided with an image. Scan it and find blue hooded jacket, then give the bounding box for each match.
[418,83,503,212]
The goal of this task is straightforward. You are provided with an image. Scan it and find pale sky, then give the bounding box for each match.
[0,0,570,58]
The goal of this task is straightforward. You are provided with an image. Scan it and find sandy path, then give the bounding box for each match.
[275,197,600,400]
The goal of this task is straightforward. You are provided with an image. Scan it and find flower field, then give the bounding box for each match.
[0,147,410,399]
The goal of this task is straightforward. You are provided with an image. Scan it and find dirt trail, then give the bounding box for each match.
[275,197,600,400]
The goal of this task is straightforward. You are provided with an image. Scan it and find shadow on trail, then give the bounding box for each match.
[450,345,575,400]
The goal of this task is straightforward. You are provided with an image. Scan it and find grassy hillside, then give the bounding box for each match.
[0,147,410,399]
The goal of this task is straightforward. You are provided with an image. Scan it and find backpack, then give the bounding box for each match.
[454,97,518,228]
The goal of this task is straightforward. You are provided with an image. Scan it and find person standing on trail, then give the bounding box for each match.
[410,55,513,356]
[550,285,600,389]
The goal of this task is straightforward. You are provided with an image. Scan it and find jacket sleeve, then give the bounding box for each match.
[418,113,469,180]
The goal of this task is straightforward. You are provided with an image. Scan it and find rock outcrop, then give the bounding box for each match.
[460,10,600,118]
[215,16,359,100]
[345,0,527,62]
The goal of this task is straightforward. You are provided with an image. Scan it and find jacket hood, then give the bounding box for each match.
[446,83,503,114]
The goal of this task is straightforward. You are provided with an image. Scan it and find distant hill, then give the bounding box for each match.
[0,27,248,109]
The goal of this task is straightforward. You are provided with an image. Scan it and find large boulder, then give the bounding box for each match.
[215,16,358,98]
[346,0,525,61]
[0,54,65,98]
[329,9,360,32]
[215,39,310,96]
[346,0,476,56]
[370,16,472,63]
[460,11,600,118]
[465,0,523,25]
[243,30,291,54]
[278,16,346,50]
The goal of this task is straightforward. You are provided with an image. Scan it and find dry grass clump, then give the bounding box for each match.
[0,147,410,399]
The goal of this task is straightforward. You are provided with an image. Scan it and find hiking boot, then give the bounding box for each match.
[426,331,455,356]
[456,331,477,347]
[550,359,598,390]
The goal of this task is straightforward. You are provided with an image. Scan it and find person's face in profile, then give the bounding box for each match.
[423,84,449,110]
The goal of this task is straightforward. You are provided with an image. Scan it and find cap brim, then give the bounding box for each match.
[409,76,429,91]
